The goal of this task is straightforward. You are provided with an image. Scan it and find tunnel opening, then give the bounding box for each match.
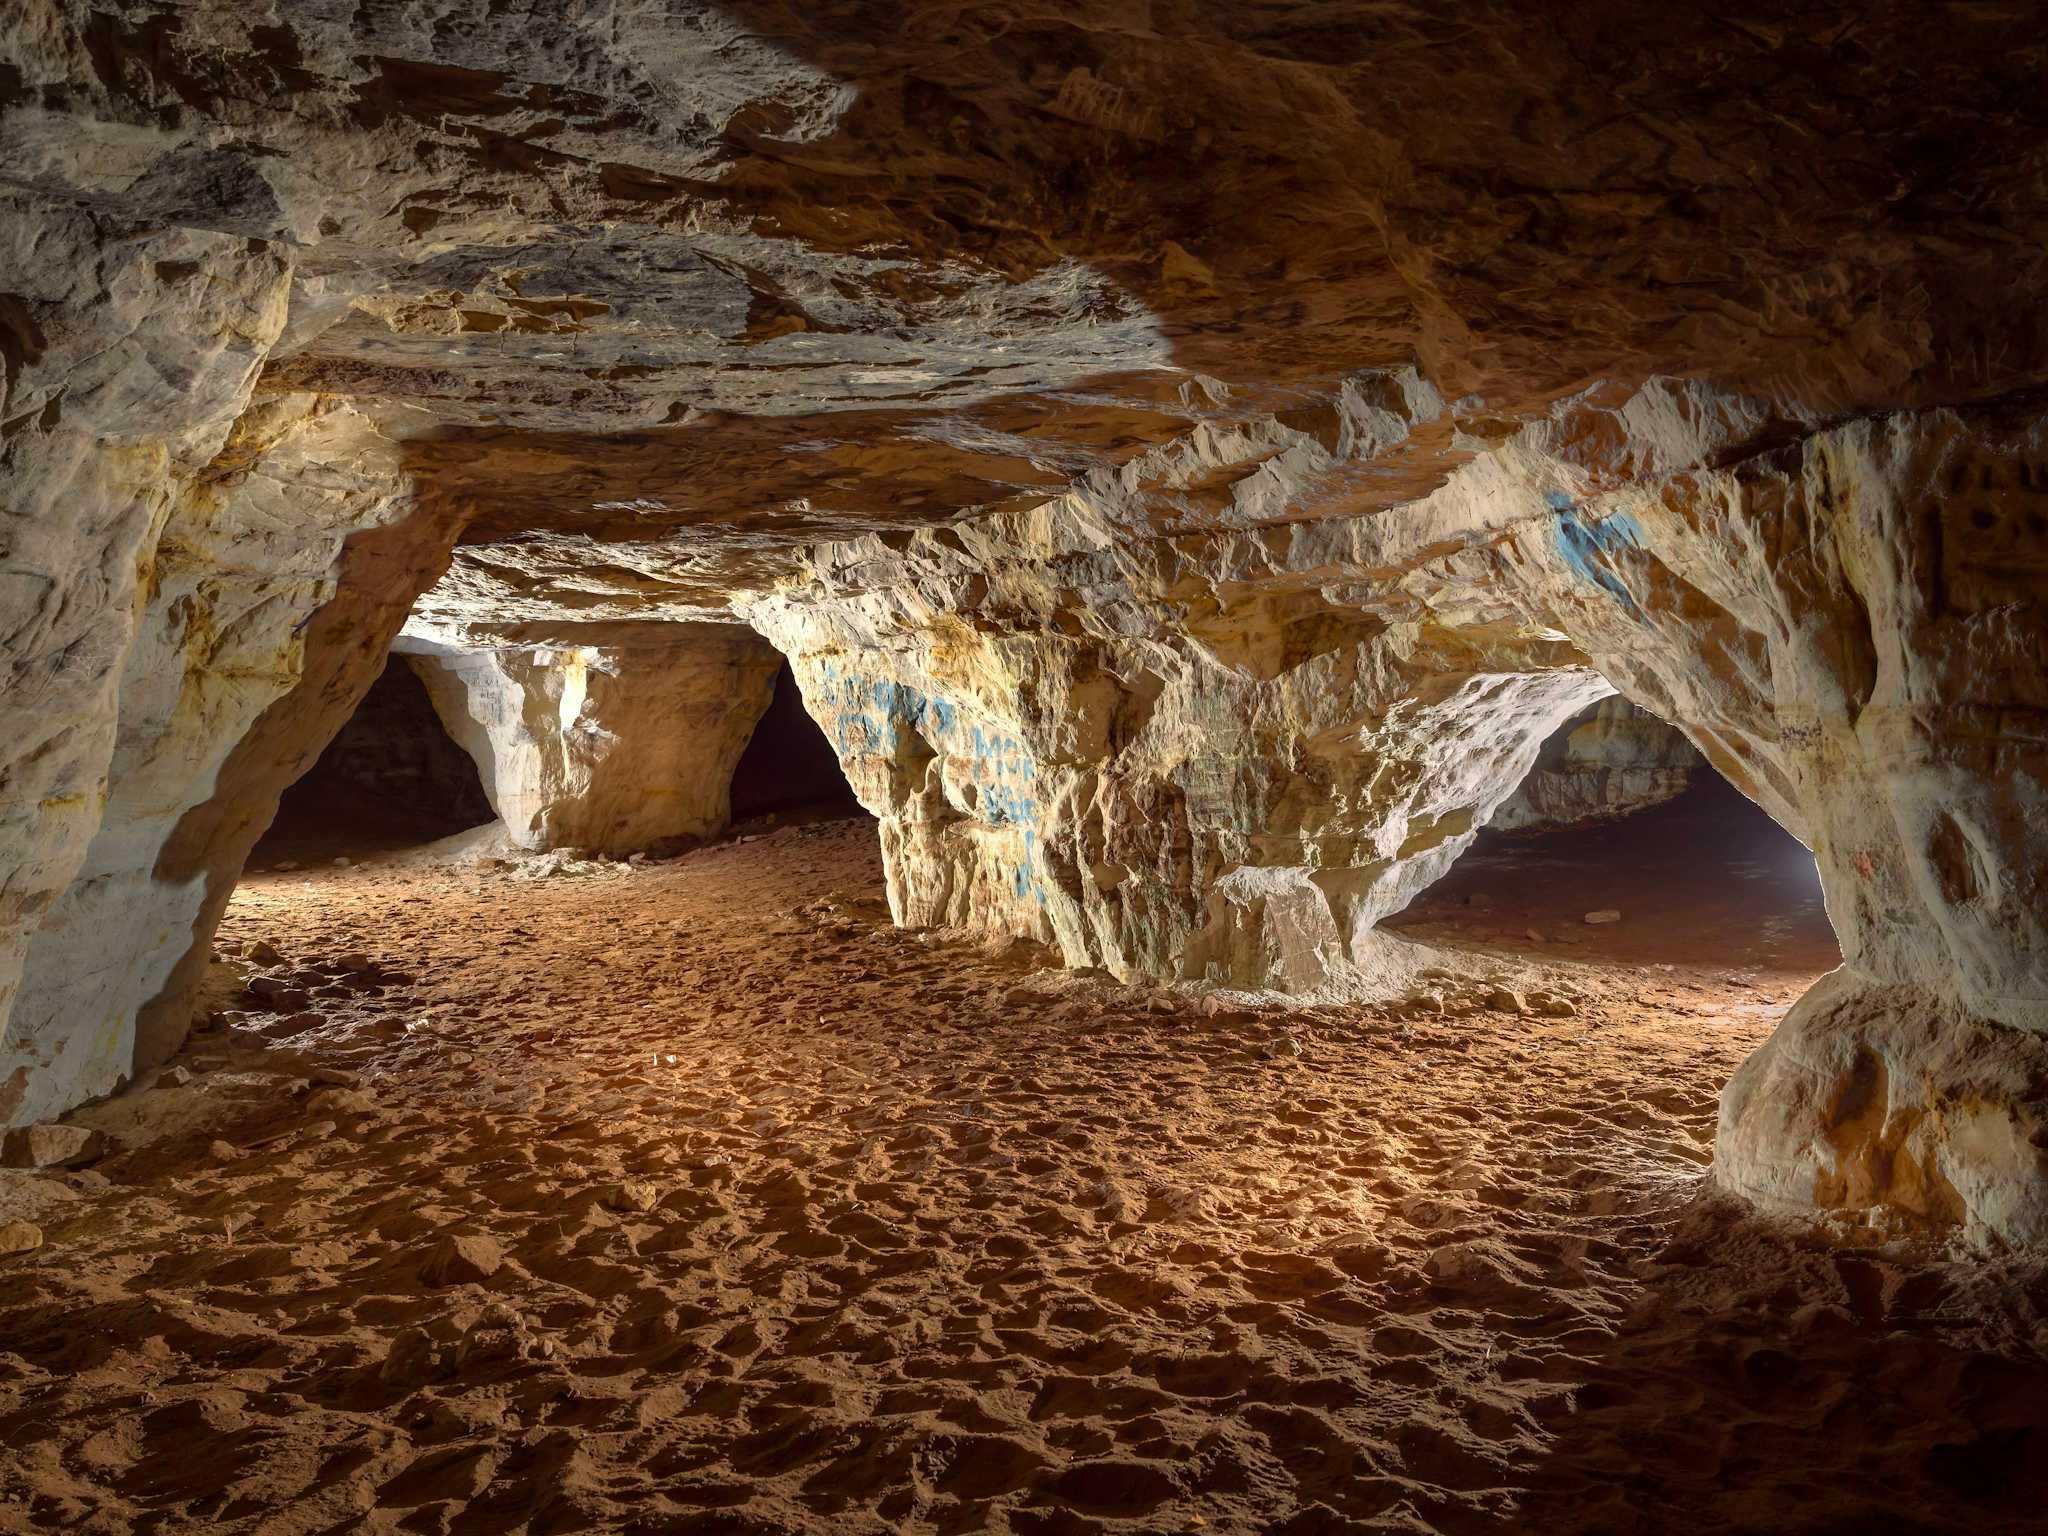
[253,653,495,866]
[728,660,862,825]
[1387,698,1837,975]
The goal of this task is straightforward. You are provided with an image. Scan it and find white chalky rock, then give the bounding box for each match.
[406,628,781,855]
[0,4,2043,1255]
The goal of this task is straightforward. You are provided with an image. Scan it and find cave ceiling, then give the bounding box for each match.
[10,0,2047,635]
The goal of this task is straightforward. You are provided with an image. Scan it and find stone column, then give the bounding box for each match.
[2,400,465,1126]
[407,626,782,855]
[0,193,293,1125]
[745,556,1605,994]
[1497,396,2048,1244]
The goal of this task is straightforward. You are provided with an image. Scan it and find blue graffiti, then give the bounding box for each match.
[1548,491,1642,616]
[814,660,1048,903]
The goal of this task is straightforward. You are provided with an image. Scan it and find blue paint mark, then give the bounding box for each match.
[814,660,1051,904]
[1548,493,1643,616]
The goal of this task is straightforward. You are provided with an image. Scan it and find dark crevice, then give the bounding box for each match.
[255,654,494,860]
[730,660,860,820]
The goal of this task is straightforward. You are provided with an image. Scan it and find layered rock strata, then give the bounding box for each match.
[2,380,464,1125]
[3,1,2046,1246]
[1489,698,1703,831]
[748,380,2048,1242]
[406,627,782,854]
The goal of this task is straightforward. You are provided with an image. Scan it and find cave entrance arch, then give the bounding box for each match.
[254,653,495,865]
[728,658,861,823]
[1387,696,1836,973]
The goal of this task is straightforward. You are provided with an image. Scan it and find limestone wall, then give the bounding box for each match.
[1488,698,1703,831]
[407,628,782,855]
[1,385,464,1125]
[743,380,2048,1243]
[4,0,2046,1244]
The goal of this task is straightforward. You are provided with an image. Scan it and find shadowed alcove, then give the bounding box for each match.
[1387,697,1838,972]
[729,660,862,822]
[254,655,495,864]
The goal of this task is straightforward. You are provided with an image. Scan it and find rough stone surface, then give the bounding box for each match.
[2,3,2046,1241]
[2,393,464,1126]
[1490,698,1703,831]
[406,627,781,853]
[0,1122,108,1170]
[419,1232,506,1288]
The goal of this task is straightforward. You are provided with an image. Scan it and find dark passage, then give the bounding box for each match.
[1391,769,1838,974]
[256,655,494,860]
[730,661,859,820]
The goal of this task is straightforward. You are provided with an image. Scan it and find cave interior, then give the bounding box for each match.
[3,4,2047,1532]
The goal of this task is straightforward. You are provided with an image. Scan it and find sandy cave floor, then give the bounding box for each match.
[4,795,2048,1534]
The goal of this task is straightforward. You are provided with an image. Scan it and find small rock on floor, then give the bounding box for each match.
[602,1180,662,1213]
[0,1220,43,1257]
[1,1123,110,1170]
[420,1232,506,1287]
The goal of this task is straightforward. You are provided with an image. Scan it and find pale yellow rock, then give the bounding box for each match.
[0,3,2043,1257]
[407,628,781,854]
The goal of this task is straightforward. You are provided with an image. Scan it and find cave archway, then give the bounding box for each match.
[254,654,495,864]
[728,659,862,822]
[1388,696,1837,973]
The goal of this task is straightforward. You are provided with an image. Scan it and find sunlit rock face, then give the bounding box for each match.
[2,2,2046,1239]
[0,384,462,1126]
[406,627,781,854]
[1489,698,1702,831]
[0,196,285,1122]
[1461,394,2048,1246]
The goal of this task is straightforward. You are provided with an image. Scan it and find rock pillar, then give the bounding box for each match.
[407,626,782,855]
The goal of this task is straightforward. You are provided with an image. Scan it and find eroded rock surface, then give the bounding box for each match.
[2,2,2046,1241]
[1490,698,1703,831]
[406,627,780,853]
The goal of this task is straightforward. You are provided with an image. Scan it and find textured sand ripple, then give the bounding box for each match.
[1,814,2043,1534]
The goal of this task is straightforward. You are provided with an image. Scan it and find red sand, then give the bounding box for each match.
[2,801,2044,1534]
